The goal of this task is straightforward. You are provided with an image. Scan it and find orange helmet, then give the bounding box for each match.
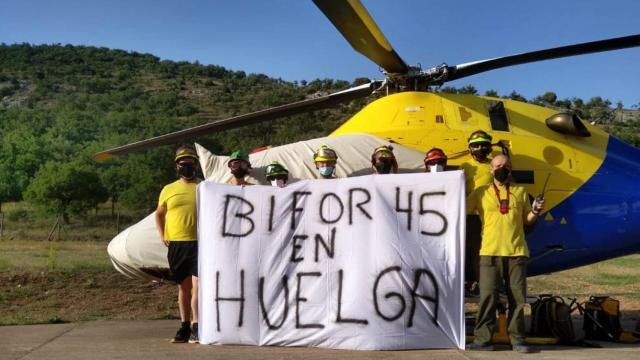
[424,148,447,164]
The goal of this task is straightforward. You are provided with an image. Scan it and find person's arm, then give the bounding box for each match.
[466,188,478,215]
[524,196,544,226]
[155,204,169,247]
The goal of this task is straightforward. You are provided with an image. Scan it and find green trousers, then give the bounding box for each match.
[473,255,528,345]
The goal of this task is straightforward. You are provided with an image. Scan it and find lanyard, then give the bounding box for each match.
[492,183,510,215]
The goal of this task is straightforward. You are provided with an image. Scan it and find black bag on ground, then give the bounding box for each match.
[583,296,622,341]
[530,294,576,344]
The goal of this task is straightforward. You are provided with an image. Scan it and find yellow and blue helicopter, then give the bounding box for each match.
[97,0,640,277]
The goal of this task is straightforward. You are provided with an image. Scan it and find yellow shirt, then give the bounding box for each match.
[460,160,493,195]
[466,183,533,257]
[158,180,198,241]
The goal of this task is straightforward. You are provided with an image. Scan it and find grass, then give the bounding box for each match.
[1,201,144,242]
[0,239,638,325]
[528,254,640,319]
[0,239,177,325]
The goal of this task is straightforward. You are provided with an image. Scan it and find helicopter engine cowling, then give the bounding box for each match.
[545,112,591,137]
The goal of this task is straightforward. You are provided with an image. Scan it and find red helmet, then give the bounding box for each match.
[424,148,447,164]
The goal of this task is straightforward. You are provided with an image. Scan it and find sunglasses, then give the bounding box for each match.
[469,142,491,149]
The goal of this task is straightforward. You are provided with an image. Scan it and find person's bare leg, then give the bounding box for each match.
[191,275,199,323]
[178,277,193,322]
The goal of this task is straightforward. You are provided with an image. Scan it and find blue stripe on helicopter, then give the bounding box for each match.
[527,136,640,276]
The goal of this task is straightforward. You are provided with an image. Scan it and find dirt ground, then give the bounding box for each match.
[0,240,638,325]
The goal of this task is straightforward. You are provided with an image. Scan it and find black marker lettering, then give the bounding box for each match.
[215,270,245,331]
[373,266,406,321]
[258,275,289,330]
[419,192,448,236]
[268,195,275,232]
[348,188,372,224]
[290,234,307,263]
[408,268,440,327]
[314,227,336,262]
[222,195,255,238]
[291,191,311,230]
[336,269,368,324]
[319,192,344,224]
[395,187,413,231]
[295,272,324,329]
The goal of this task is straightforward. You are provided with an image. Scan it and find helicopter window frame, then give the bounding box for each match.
[486,100,510,132]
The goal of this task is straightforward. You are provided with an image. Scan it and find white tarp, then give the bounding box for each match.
[108,134,428,280]
[196,133,426,184]
[198,171,465,350]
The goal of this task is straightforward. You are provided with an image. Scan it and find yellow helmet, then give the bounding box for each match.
[372,145,395,160]
[174,145,199,163]
[313,145,338,162]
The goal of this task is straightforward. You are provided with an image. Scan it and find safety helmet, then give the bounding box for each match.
[313,145,338,163]
[227,149,250,165]
[175,145,199,163]
[424,147,447,164]
[265,161,289,180]
[371,145,395,162]
[467,130,493,146]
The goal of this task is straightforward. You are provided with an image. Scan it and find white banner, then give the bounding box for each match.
[198,172,465,350]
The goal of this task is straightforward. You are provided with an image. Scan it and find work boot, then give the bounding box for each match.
[465,342,495,351]
[189,322,199,344]
[512,344,535,353]
[171,322,191,343]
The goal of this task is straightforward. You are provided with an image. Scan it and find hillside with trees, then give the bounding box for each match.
[0,43,638,233]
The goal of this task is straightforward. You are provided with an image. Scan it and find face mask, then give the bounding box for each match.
[429,164,444,173]
[494,167,511,183]
[177,163,196,180]
[271,179,286,188]
[374,161,392,174]
[470,146,492,161]
[231,168,249,179]
[319,166,334,177]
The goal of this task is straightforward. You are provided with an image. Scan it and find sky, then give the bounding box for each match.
[1,0,639,107]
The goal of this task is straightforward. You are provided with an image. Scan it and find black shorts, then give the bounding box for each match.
[167,241,198,284]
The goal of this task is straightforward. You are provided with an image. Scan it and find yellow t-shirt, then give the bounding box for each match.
[460,160,493,195]
[158,180,198,241]
[466,183,533,257]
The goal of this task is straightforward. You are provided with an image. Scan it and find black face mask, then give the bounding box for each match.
[470,147,492,161]
[231,168,249,179]
[178,163,196,180]
[374,161,393,174]
[494,167,511,183]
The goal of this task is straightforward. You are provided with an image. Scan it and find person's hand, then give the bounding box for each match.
[161,237,169,247]
[533,198,545,215]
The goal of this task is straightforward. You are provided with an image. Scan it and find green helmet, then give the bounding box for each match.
[228,149,250,165]
[265,161,289,180]
[467,130,493,145]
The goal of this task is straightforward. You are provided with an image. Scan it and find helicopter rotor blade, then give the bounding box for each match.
[94,80,382,162]
[313,0,409,75]
[445,34,640,82]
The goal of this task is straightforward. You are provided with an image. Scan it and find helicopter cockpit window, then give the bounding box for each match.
[487,100,510,132]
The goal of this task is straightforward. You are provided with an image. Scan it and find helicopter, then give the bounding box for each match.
[97,0,640,280]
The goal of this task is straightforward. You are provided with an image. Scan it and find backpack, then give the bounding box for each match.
[582,296,622,341]
[530,294,576,344]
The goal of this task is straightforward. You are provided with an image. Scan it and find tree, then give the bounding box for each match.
[585,96,614,123]
[24,161,109,223]
[0,163,22,212]
[458,85,478,95]
[533,91,557,106]
[508,91,527,102]
[484,89,499,97]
